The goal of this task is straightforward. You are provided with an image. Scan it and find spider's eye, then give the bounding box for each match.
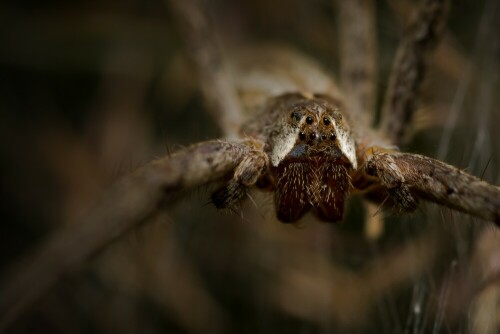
[330,133,336,141]
[321,134,327,140]
[299,131,306,140]
[290,111,302,121]
[306,116,314,124]
[310,132,317,140]
[323,117,330,125]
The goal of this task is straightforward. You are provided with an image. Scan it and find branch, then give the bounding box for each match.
[0,140,252,331]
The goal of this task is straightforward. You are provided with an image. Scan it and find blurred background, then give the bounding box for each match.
[0,0,499,333]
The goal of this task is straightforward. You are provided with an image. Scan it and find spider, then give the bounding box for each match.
[168,0,500,226]
[0,0,499,331]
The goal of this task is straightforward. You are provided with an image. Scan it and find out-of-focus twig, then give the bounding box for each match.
[469,228,500,334]
[380,0,450,146]
[167,0,243,139]
[0,140,253,331]
[94,214,229,334]
[274,229,439,328]
[138,217,229,334]
[440,228,500,332]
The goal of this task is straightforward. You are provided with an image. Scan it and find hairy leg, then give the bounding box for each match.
[337,0,377,126]
[211,140,268,209]
[380,0,450,146]
[365,151,500,224]
[167,0,243,138]
[0,139,258,330]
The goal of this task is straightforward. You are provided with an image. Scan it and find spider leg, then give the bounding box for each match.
[337,0,377,126]
[364,151,500,225]
[211,142,268,209]
[380,0,450,146]
[168,0,243,138]
[0,139,255,331]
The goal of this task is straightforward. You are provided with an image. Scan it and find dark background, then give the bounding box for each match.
[0,0,499,333]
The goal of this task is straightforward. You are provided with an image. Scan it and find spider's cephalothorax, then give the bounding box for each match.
[241,93,357,223]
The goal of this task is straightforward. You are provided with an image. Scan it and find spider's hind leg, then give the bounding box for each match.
[211,143,268,209]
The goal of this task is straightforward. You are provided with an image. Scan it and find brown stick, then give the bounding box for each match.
[380,0,450,145]
[0,140,252,331]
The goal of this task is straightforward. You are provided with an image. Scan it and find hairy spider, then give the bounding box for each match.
[170,0,500,226]
[1,0,499,331]
[207,52,500,224]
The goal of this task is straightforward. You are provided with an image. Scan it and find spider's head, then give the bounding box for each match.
[265,93,357,223]
[268,93,357,169]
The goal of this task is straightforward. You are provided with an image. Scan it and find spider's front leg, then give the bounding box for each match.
[211,138,268,209]
[363,151,500,225]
